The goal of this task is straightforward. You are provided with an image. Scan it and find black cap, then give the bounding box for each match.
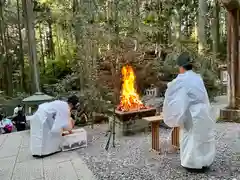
[67,95,79,109]
[176,52,192,67]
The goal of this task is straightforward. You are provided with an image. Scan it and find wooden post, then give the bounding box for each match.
[219,1,240,122]
[172,127,180,149]
[151,121,160,152]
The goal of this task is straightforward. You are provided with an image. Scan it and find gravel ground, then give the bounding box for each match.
[75,96,240,180]
[76,122,240,180]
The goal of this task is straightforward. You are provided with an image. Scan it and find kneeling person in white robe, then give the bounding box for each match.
[30,95,79,157]
[163,52,216,172]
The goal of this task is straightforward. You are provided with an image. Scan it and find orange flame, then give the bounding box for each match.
[117,65,146,111]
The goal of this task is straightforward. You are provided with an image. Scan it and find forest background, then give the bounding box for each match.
[0,0,226,115]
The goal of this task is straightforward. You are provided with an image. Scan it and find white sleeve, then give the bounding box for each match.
[163,78,189,127]
[51,102,71,133]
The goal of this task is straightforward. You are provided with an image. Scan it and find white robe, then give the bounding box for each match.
[30,100,71,156]
[163,70,216,169]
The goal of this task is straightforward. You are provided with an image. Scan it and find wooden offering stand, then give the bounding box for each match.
[143,115,180,154]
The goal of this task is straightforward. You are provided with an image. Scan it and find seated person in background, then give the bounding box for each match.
[163,52,215,173]
[13,105,23,117]
[30,95,79,157]
[0,108,5,121]
[12,109,26,131]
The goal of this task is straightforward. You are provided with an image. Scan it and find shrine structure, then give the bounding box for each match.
[220,0,240,122]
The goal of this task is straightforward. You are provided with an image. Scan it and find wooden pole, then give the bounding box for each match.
[220,3,240,121]
[151,121,160,152]
[172,127,180,149]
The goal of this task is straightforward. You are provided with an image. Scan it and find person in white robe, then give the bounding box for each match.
[30,95,79,157]
[163,52,216,172]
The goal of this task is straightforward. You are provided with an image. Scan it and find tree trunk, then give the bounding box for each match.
[47,21,55,59]
[17,0,25,91]
[106,0,112,50]
[73,0,82,47]
[47,19,56,76]
[6,26,13,96]
[212,0,220,57]
[0,0,12,96]
[184,14,190,38]
[39,23,45,73]
[132,0,140,51]
[45,6,55,63]
[173,8,181,51]
[73,0,85,90]
[198,0,208,54]
[155,1,165,56]
[22,0,40,92]
[0,0,6,91]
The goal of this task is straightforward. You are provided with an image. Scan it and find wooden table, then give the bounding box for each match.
[143,115,180,153]
[143,115,161,152]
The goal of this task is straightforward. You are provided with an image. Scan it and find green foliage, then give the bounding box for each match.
[0,0,227,112]
[40,56,72,85]
[156,44,222,100]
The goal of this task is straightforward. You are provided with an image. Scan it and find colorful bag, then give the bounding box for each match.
[2,118,13,133]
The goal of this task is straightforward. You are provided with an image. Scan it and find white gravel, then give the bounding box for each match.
[75,96,240,179]
[76,122,240,180]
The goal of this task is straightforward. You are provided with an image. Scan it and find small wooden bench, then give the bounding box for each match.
[143,115,180,153]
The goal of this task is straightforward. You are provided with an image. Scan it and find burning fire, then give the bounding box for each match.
[117,65,146,111]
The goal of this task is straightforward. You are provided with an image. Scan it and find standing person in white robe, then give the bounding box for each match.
[163,52,216,173]
[30,95,79,157]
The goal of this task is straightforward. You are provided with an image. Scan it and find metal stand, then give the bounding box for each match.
[105,45,119,150]
[105,108,116,150]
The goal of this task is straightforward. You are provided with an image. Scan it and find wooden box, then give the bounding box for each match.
[61,128,87,151]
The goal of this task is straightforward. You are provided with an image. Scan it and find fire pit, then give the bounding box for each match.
[111,65,156,135]
[115,108,156,122]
